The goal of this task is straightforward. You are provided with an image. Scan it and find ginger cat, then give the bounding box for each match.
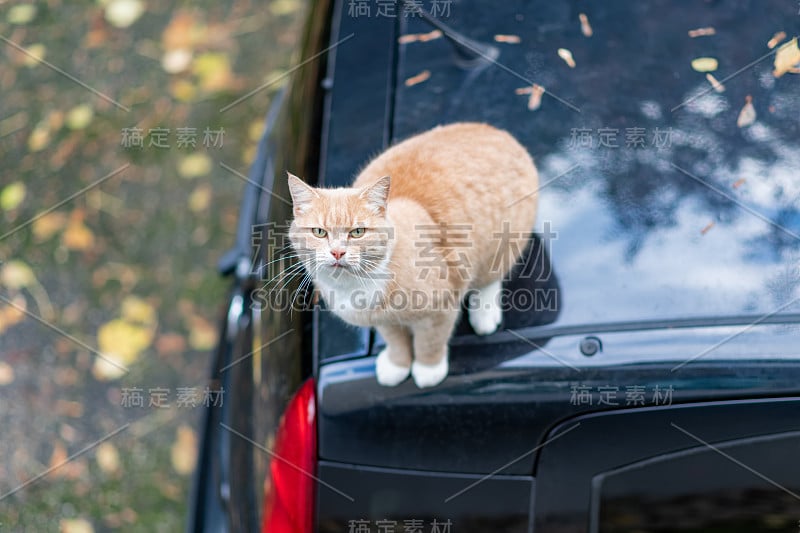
[287,123,538,388]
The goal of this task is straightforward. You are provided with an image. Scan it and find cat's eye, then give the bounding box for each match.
[311,227,327,238]
[349,227,366,238]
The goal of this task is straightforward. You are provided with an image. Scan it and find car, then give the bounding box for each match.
[187,1,800,531]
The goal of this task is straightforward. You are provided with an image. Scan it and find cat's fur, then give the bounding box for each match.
[287,123,538,388]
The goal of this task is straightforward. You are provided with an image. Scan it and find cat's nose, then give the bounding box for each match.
[331,249,346,260]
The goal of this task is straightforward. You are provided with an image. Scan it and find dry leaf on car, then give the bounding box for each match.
[579,13,593,37]
[773,37,800,77]
[558,48,576,68]
[736,95,756,127]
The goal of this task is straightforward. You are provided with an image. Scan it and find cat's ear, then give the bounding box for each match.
[287,172,318,216]
[359,176,391,215]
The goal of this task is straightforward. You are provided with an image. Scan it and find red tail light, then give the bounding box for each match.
[261,378,317,532]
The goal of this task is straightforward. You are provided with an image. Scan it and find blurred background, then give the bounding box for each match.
[0,0,306,530]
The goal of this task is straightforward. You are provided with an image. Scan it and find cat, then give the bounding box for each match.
[287,122,538,388]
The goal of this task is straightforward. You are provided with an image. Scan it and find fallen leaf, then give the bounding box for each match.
[1,182,26,211]
[494,34,521,44]
[398,30,442,44]
[62,218,95,251]
[60,518,94,533]
[404,70,431,87]
[579,13,593,37]
[557,48,576,68]
[1,260,35,289]
[269,0,301,16]
[732,178,747,189]
[23,44,46,69]
[0,295,26,335]
[104,0,145,29]
[700,221,715,235]
[192,52,234,92]
[27,122,51,152]
[162,11,199,51]
[737,95,756,128]
[768,31,787,49]
[162,48,193,74]
[7,5,37,25]
[48,440,86,479]
[96,442,121,475]
[32,212,66,241]
[773,37,800,78]
[691,57,718,72]
[705,73,725,92]
[121,296,157,326]
[66,105,94,130]
[171,425,198,475]
[169,79,197,102]
[97,319,153,363]
[91,357,127,381]
[688,27,715,38]
[189,185,212,212]
[94,309,155,380]
[55,399,84,418]
[156,332,187,354]
[188,315,216,350]
[527,84,545,110]
[0,361,14,385]
[178,153,212,178]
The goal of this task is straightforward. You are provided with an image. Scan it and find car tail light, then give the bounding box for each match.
[261,379,317,532]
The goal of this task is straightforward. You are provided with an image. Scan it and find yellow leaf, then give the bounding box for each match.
[60,518,94,533]
[188,185,211,212]
[121,296,157,325]
[104,0,145,29]
[66,105,94,130]
[0,361,14,385]
[691,57,718,72]
[171,425,197,475]
[1,181,26,211]
[22,43,46,68]
[97,318,153,365]
[774,37,800,78]
[269,0,301,16]
[1,260,36,289]
[95,442,121,474]
[192,52,233,92]
[32,212,66,241]
[178,153,211,179]
[7,5,37,25]
[169,79,197,102]
[62,219,95,251]
[188,315,216,350]
[27,122,51,152]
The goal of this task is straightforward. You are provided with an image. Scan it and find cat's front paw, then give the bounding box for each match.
[411,357,448,388]
[375,348,411,386]
[469,302,502,335]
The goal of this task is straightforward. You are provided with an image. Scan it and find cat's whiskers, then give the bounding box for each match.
[263,260,307,289]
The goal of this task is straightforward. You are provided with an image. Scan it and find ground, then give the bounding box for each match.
[0,0,305,530]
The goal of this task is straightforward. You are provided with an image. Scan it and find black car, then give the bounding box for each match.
[188,1,800,531]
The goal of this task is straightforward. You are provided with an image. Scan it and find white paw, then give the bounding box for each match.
[411,357,449,388]
[375,348,410,387]
[468,281,503,335]
[469,301,502,335]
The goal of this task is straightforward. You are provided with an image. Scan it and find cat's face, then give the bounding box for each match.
[287,174,393,283]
